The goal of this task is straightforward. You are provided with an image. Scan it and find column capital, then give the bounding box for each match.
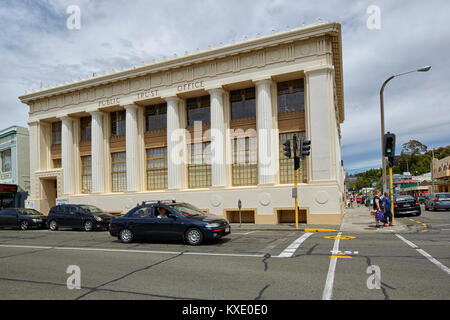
[59,115,73,122]
[122,103,139,111]
[304,65,335,75]
[163,96,182,104]
[27,119,40,126]
[253,78,274,86]
[89,110,105,117]
[206,87,225,95]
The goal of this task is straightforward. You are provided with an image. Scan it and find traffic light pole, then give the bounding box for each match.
[389,166,395,225]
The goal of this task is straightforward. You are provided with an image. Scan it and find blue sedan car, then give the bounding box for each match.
[109,201,231,245]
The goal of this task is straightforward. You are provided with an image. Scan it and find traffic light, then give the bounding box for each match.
[293,134,298,158]
[300,136,311,158]
[388,155,400,167]
[384,132,396,157]
[282,140,291,158]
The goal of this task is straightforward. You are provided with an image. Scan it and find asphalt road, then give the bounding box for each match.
[0,206,449,300]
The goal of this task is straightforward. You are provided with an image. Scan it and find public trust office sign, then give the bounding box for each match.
[98,80,206,108]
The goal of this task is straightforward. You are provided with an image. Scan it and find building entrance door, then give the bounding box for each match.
[40,178,57,214]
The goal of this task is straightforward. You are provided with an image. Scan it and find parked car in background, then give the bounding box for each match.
[393,195,421,217]
[47,204,113,231]
[424,193,450,211]
[109,200,231,245]
[0,208,47,230]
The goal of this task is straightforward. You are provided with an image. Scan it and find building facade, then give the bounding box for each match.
[433,156,450,193]
[0,126,30,207]
[19,22,345,224]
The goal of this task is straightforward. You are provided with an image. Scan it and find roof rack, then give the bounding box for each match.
[140,200,176,206]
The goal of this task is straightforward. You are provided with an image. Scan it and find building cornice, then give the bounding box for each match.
[18,22,342,102]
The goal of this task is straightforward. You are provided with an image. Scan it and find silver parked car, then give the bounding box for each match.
[424,193,450,211]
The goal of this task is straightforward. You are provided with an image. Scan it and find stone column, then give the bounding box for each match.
[125,104,140,192]
[165,96,183,190]
[28,120,39,199]
[208,88,226,187]
[60,116,74,195]
[305,66,335,181]
[90,111,105,193]
[255,79,275,185]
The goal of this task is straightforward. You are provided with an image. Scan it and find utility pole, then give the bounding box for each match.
[379,66,431,192]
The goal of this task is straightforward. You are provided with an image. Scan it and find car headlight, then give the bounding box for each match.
[205,223,220,228]
[94,216,102,222]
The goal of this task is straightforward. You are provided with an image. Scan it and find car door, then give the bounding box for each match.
[0,209,18,228]
[129,207,159,240]
[67,206,83,228]
[154,205,183,240]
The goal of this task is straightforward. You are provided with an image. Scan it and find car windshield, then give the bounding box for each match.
[396,196,415,201]
[170,203,206,217]
[18,209,40,216]
[79,205,103,213]
[437,194,450,199]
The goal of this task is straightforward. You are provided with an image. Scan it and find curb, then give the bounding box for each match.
[230,228,339,233]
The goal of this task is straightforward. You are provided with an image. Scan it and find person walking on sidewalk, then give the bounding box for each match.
[382,192,394,227]
[371,190,384,228]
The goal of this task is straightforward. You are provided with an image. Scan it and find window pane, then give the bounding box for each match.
[111,152,126,192]
[277,79,305,113]
[80,117,92,141]
[188,142,211,188]
[1,149,11,172]
[146,103,167,131]
[146,147,168,190]
[230,88,256,120]
[81,155,92,193]
[52,122,62,145]
[111,111,126,136]
[186,96,210,126]
[232,137,257,186]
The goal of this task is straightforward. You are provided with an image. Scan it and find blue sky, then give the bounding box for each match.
[0,0,449,173]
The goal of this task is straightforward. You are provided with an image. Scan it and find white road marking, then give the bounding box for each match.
[232,231,257,235]
[259,238,288,254]
[0,243,271,258]
[395,234,418,249]
[322,232,342,300]
[395,234,450,276]
[276,233,313,258]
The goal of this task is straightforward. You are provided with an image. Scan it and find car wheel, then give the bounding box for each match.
[185,228,204,246]
[433,206,437,211]
[119,229,134,243]
[84,220,94,232]
[20,221,29,231]
[415,211,422,216]
[49,220,58,231]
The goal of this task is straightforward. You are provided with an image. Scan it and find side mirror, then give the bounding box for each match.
[168,213,177,219]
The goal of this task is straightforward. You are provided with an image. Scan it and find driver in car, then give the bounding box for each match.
[157,207,168,219]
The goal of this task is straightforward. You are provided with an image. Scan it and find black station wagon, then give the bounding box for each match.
[0,208,47,230]
[109,201,231,245]
[47,204,113,232]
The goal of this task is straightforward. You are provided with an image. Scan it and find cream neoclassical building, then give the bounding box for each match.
[19,22,345,225]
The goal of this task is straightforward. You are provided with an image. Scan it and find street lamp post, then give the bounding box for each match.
[379,66,431,192]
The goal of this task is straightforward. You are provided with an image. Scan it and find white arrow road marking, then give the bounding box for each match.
[323,232,342,300]
[276,233,313,258]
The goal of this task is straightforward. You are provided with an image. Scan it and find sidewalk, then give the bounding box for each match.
[229,223,340,233]
[228,205,412,233]
[340,204,409,233]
